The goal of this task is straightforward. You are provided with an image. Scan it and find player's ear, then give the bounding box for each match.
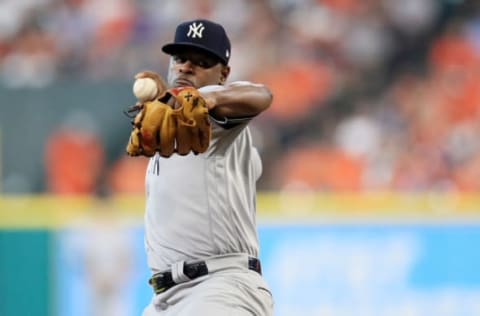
[219,66,230,85]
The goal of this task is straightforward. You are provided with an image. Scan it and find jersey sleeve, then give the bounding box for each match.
[209,113,255,129]
[199,84,256,129]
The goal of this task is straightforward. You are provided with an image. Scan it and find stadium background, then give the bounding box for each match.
[1,0,480,315]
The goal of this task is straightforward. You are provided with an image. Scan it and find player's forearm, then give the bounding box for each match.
[201,81,273,118]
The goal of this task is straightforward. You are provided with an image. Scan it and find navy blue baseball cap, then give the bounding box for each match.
[162,19,231,65]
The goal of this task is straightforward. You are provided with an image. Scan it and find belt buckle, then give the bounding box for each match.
[149,273,170,294]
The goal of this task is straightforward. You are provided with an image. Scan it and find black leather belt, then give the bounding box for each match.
[149,257,262,294]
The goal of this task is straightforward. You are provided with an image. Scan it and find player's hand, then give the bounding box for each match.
[134,70,167,100]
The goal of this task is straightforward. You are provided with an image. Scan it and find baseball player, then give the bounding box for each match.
[136,19,274,315]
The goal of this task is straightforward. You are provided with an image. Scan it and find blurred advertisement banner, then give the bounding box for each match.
[54,223,480,316]
[54,226,149,316]
[259,224,480,316]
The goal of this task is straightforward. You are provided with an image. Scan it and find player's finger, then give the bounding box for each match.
[135,71,167,96]
[135,70,158,80]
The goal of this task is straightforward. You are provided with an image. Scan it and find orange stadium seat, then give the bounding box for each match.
[44,129,105,195]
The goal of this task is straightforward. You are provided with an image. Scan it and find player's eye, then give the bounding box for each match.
[173,55,218,69]
[173,55,188,64]
[196,60,215,68]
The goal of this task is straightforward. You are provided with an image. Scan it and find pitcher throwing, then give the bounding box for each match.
[126,19,274,315]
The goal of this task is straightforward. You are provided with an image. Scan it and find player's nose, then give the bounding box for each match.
[178,60,194,74]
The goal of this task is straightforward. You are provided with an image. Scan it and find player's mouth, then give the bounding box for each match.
[174,78,194,87]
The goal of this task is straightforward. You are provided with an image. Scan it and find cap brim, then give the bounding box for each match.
[162,43,227,65]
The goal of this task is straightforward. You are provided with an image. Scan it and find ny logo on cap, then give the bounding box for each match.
[187,22,205,38]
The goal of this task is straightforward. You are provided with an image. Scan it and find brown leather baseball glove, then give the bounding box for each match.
[125,86,211,157]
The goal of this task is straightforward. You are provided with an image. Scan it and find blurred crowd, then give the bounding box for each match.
[2,0,480,194]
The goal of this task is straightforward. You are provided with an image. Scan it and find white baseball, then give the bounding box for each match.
[133,77,158,102]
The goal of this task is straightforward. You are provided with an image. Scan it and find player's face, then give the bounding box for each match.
[167,49,229,88]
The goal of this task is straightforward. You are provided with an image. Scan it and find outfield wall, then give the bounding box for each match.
[1,193,480,316]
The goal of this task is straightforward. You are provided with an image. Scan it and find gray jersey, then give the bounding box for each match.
[144,113,262,273]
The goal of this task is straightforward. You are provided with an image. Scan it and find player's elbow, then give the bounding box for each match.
[257,84,273,113]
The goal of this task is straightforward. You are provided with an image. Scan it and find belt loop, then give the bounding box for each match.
[248,257,262,274]
[171,261,190,284]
